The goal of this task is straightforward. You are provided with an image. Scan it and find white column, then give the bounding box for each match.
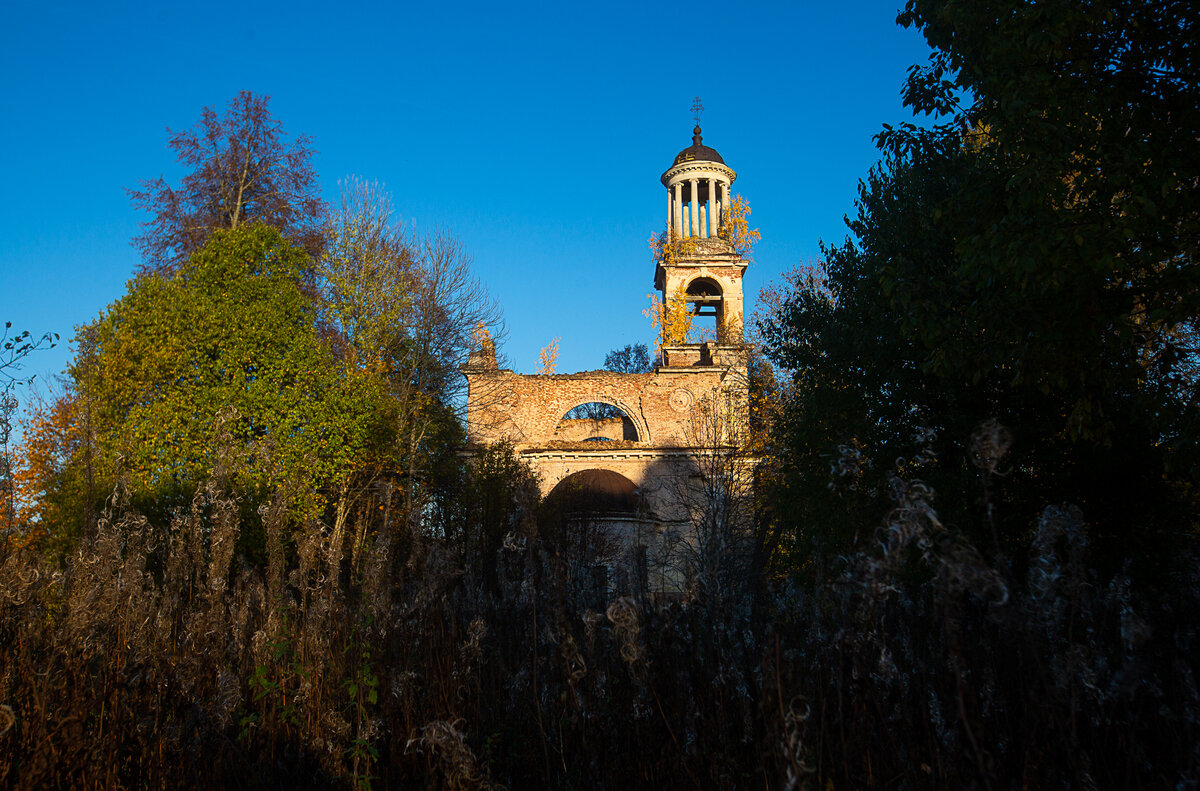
[689,178,699,237]
[719,180,728,232]
[667,185,672,236]
[677,184,684,237]
[713,180,720,234]
[700,178,710,238]
[672,183,681,237]
[720,180,727,231]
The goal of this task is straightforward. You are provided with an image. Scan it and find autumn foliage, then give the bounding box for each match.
[128,91,325,274]
[9,392,88,552]
[717,194,760,258]
[648,227,699,266]
[536,336,560,374]
[644,292,694,351]
[470,321,495,359]
[648,193,758,264]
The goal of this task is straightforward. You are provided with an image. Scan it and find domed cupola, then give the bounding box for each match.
[660,115,736,240]
[670,125,726,167]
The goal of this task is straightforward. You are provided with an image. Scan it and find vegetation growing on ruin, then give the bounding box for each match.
[536,336,560,375]
[648,193,758,264]
[716,194,759,259]
[648,226,699,267]
[644,292,694,351]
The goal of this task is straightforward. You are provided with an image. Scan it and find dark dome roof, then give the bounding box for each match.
[671,125,725,167]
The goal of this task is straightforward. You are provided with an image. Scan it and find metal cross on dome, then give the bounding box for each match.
[691,97,704,127]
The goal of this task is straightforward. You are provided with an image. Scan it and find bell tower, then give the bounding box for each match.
[461,110,758,594]
[656,107,748,366]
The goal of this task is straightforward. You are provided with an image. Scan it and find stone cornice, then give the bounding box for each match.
[671,237,739,257]
[658,255,747,269]
[661,161,736,186]
[515,447,723,461]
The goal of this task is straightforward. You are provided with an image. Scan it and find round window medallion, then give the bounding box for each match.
[669,387,695,413]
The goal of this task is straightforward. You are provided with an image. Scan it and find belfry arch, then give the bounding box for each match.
[684,276,724,341]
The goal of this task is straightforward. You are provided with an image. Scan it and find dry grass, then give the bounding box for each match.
[0,454,1197,789]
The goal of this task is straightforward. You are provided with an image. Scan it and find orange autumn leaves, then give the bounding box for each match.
[5,391,85,550]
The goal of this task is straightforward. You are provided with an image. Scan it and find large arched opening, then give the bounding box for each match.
[543,469,641,515]
[539,469,647,599]
[553,402,640,442]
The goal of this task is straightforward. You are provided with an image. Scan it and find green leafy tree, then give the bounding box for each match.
[73,225,388,527]
[761,0,1200,573]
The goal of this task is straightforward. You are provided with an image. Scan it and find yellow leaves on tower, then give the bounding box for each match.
[649,193,759,264]
[471,321,496,360]
[644,293,694,353]
[648,228,699,267]
[471,321,494,354]
[717,194,760,259]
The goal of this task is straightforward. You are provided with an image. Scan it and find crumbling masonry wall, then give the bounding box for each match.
[462,351,748,523]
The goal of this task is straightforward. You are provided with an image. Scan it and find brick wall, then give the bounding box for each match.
[463,365,744,449]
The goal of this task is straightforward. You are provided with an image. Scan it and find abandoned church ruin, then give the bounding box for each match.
[463,124,753,592]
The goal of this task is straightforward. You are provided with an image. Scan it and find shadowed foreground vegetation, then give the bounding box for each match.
[1,447,1197,789]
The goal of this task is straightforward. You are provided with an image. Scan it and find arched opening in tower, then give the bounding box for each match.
[553,402,639,442]
[686,277,724,342]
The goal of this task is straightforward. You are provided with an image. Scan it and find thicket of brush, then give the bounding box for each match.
[2,442,1196,790]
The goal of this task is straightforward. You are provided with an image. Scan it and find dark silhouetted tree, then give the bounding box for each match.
[760,0,1200,573]
[128,91,325,274]
[604,343,653,374]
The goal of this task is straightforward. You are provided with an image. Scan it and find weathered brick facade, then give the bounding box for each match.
[462,346,747,521]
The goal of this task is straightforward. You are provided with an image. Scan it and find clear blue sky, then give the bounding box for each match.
[1,0,932,402]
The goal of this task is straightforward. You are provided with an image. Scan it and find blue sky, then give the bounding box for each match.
[1,0,931,400]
